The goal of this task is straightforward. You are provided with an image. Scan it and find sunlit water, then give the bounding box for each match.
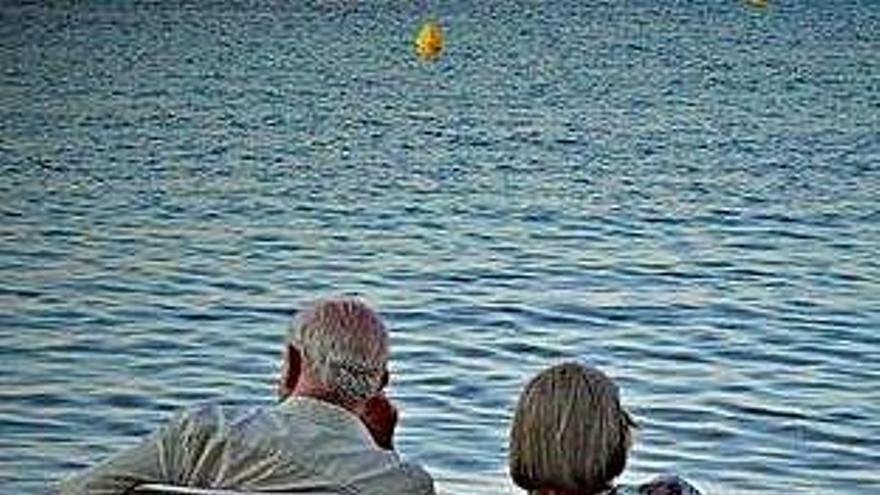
[1,1,878,494]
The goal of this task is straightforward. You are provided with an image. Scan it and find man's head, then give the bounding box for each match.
[279,296,389,407]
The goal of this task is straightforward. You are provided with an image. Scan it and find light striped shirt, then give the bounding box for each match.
[60,397,435,495]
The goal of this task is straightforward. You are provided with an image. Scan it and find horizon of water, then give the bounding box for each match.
[1,1,878,494]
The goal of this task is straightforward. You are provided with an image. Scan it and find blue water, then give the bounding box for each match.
[1,1,878,493]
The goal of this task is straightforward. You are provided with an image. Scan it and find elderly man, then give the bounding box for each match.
[61,296,435,494]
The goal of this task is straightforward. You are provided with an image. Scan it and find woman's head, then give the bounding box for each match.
[509,362,634,494]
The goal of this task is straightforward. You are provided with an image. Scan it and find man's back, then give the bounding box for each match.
[61,397,434,495]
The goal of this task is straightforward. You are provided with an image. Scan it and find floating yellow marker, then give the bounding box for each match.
[744,0,768,8]
[414,19,443,60]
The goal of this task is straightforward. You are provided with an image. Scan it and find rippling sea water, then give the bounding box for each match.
[1,1,878,493]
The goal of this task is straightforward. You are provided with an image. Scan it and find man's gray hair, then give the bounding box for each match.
[288,296,389,402]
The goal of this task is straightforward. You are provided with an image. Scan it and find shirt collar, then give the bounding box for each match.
[279,395,369,434]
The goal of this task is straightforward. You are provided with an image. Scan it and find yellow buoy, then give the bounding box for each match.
[414,19,443,60]
[744,0,768,8]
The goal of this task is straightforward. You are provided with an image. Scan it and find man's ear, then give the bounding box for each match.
[278,343,302,400]
[379,368,389,391]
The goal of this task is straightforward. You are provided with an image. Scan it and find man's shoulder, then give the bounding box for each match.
[400,460,435,492]
[370,458,435,494]
[176,401,272,421]
[163,402,274,438]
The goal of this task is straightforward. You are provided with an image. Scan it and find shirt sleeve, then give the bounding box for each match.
[59,410,192,495]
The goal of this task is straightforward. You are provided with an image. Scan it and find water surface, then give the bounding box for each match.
[1,1,878,493]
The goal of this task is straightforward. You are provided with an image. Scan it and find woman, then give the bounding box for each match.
[509,362,702,495]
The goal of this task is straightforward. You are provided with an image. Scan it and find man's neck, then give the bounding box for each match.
[293,383,364,416]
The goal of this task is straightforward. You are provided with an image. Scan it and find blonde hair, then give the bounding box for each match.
[288,296,389,402]
[509,362,634,494]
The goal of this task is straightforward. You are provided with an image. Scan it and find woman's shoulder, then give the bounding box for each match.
[613,474,703,495]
